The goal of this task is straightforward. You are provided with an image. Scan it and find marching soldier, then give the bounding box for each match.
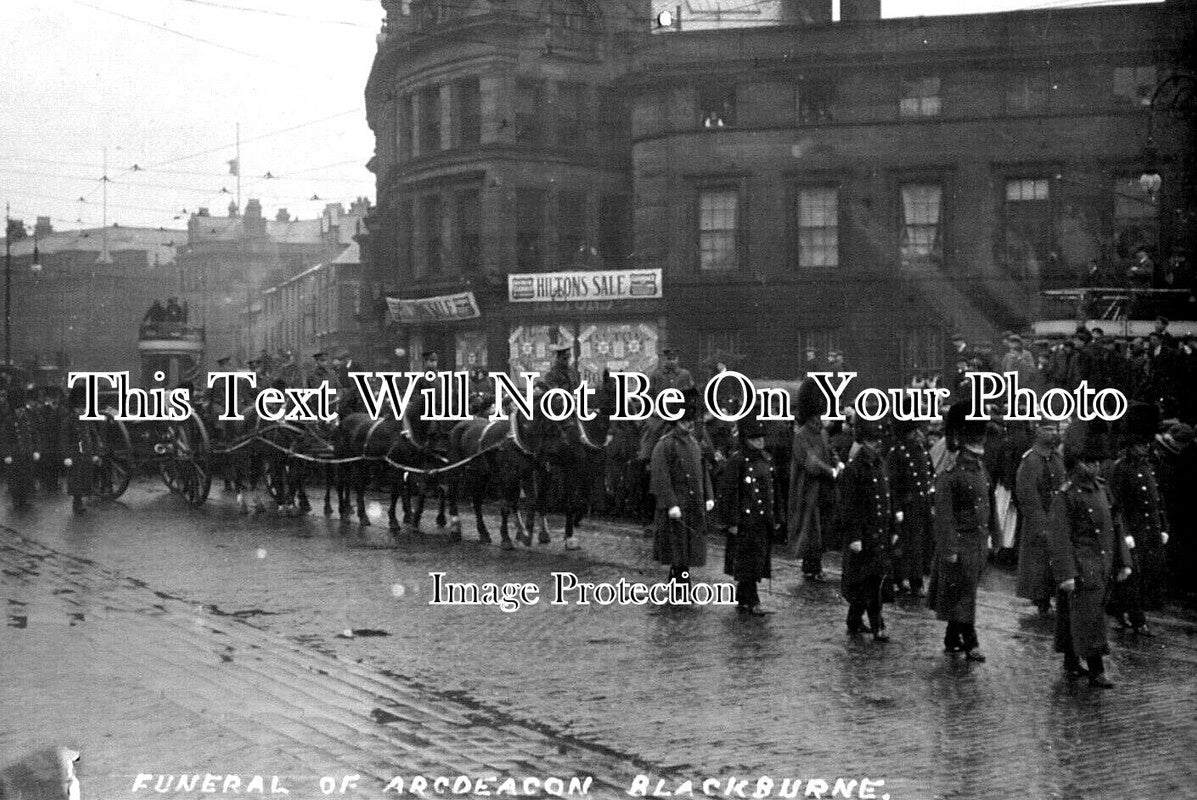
[637,346,696,462]
[650,387,714,593]
[35,386,67,493]
[839,417,896,641]
[1,385,40,509]
[541,343,581,392]
[306,352,340,390]
[928,402,990,662]
[1107,403,1167,634]
[787,376,838,582]
[1014,420,1066,616]
[887,415,935,597]
[721,415,775,616]
[58,385,101,514]
[1048,419,1132,688]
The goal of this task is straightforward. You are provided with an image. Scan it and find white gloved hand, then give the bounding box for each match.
[705,499,714,512]
[1116,566,1132,582]
[3,456,11,465]
[1162,531,1169,545]
[91,455,101,464]
[1059,578,1076,593]
[668,505,682,520]
[848,540,862,553]
[895,510,904,524]
[63,458,73,468]
[32,452,39,461]
[1125,535,1135,551]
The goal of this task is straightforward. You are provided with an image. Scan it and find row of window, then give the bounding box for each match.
[394,77,628,161]
[696,65,1156,128]
[697,176,1157,273]
[396,188,632,278]
[697,326,945,377]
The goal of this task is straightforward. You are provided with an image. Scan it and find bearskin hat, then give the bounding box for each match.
[1063,418,1112,466]
[1125,402,1159,444]
[794,376,826,425]
[739,415,766,439]
[68,384,87,409]
[855,416,887,442]
[944,400,987,446]
[677,386,701,422]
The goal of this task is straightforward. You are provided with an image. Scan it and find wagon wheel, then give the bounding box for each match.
[159,417,212,507]
[93,417,133,500]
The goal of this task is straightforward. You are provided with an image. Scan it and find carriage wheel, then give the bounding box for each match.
[177,458,212,507]
[94,418,133,500]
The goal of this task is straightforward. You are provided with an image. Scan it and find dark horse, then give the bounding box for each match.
[450,376,614,549]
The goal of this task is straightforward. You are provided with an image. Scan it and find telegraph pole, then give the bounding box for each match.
[4,202,11,366]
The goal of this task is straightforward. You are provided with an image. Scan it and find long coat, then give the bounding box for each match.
[1048,473,1132,659]
[0,407,38,504]
[1108,451,1167,611]
[886,432,935,580]
[786,422,836,560]
[56,412,102,497]
[650,425,712,568]
[1014,447,1066,602]
[838,443,894,605]
[721,446,775,583]
[928,449,990,623]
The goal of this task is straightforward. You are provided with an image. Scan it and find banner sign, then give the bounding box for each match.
[387,291,480,324]
[507,269,662,303]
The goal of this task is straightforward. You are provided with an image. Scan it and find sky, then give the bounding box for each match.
[0,0,1159,234]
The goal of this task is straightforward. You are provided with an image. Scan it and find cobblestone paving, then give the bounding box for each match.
[2,482,1196,800]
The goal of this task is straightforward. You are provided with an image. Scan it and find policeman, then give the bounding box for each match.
[928,401,990,662]
[1049,419,1132,687]
[649,387,713,592]
[840,417,896,641]
[58,384,101,514]
[1014,420,1066,616]
[1,385,39,509]
[721,414,775,616]
[887,414,935,597]
[541,343,581,392]
[1107,403,1167,634]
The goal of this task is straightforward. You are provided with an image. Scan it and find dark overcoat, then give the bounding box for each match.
[786,422,836,560]
[886,432,935,580]
[1048,473,1132,659]
[928,449,990,623]
[1109,451,1167,610]
[838,443,894,605]
[1014,447,1066,602]
[650,425,712,568]
[721,446,774,583]
[56,412,102,497]
[0,407,38,503]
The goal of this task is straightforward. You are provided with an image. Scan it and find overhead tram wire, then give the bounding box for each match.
[172,0,372,27]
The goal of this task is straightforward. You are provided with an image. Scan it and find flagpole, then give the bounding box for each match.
[236,122,241,212]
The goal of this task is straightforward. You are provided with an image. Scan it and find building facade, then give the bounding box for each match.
[363,0,649,383]
[364,0,1196,388]
[179,198,369,366]
[3,217,182,376]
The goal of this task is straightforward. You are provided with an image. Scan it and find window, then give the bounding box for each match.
[456,189,481,273]
[900,76,941,118]
[697,85,736,128]
[599,194,632,264]
[698,189,738,272]
[515,189,545,272]
[455,78,481,147]
[546,0,596,54]
[420,86,441,154]
[797,328,841,367]
[398,94,414,161]
[701,330,744,364]
[557,190,587,266]
[899,327,944,380]
[398,200,414,277]
[1007,71,1050,113]
[1113,66,1155,107]
[516,79,544,145]
[421,195,443,275]
[899,183,943,266]
[1002,178,1054,278]
[597,88,628,146]
[797,187,839,268]
[555,81,588,149]
[1112,176,1158,262]
[795,78,835,124]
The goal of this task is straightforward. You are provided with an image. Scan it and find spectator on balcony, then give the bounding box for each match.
[143,300,165,325]
[1125,248,1154,289]
[1000,333,1040,390]
[164,297,184,323]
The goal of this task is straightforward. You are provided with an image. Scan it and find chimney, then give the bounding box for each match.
[780,0,832,24]
[228,200,240,217]
[839,0,881,21]
[34,216,53,238]
[276,208,291,222]
[198,207,210,217]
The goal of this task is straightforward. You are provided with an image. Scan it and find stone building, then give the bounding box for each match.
[2,217,181,376]
[363,0,1195,387]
